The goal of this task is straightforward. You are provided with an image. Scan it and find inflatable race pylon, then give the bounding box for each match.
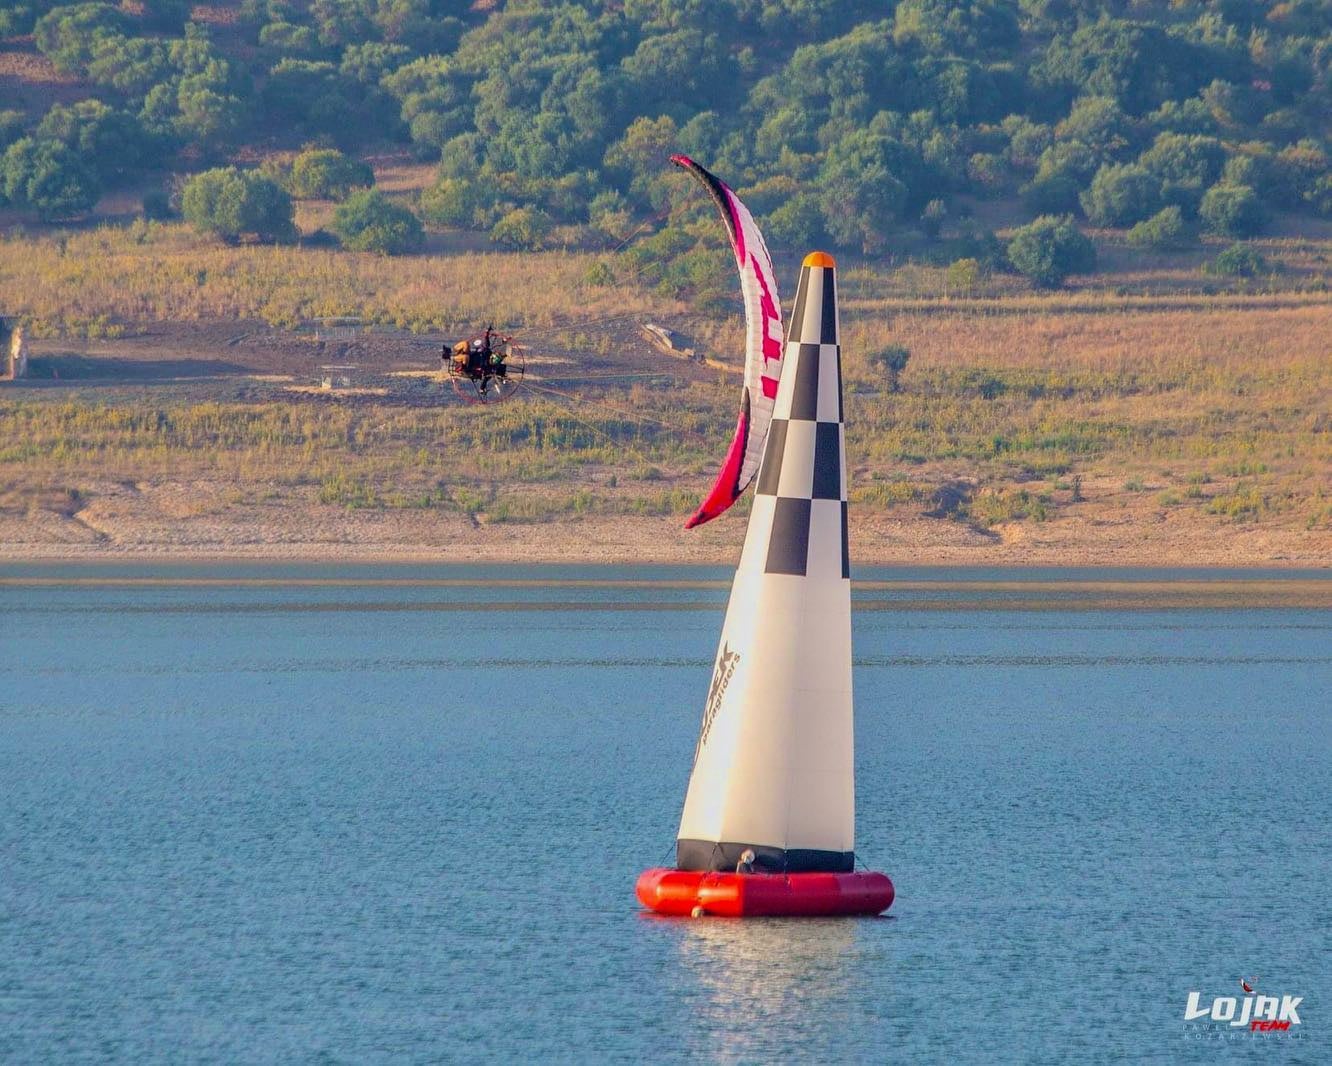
[638,252,894,918]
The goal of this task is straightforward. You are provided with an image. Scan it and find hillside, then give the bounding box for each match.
[0,2,1329,564]
[0,223,1328,564]
[0,1,1329,261]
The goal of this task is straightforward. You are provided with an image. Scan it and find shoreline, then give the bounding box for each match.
[5,556,1329,609]
[2,542,1327,570]
[2,512,1327,569]
[2,550,1329,569]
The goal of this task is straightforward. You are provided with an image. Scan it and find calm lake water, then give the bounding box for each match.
[2,564,1329,1063]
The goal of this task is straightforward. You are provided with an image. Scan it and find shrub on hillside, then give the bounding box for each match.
[1207,243,1267,277]
[288,149,374,200]
[34,3,128,75]
[142,189,172,220]
[1006,215,1096,288]
[1021,173,1081,215]
[951,223,1008,271]
[331,189,424,254]
[920,198,947,238]
[867,345,911,392]
[1273,141,1332,216]
[1199,183,1266,237]
[966,152,1010,197]
[36,100,146,182]
[1,138,101,219]
[181,167,295,243]
[946,257,982,293]
[1138,132,1225,211]
[763,192,824,249]
[489,206,552,251]
[1220,153,1272,195]
[1054,96,1132,157]
[0,110,25,152]
[419,176,480,227]
[1080,163,1162,227]
[1126,205,1188,249]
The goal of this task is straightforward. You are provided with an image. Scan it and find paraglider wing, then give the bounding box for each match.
[670,154,785,529]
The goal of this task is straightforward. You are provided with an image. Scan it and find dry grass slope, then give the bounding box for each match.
[0,225,1329,562]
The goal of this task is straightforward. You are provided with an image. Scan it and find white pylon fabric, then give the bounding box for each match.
[676,260,855,874]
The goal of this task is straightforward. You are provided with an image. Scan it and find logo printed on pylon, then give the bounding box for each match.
[696,643,739,755]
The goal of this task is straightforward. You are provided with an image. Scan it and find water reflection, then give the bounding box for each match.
[673,916,886,1058]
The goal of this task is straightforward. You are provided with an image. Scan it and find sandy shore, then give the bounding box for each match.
[1,491,1327,568]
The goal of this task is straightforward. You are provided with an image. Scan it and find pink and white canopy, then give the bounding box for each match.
[671,155,785,529]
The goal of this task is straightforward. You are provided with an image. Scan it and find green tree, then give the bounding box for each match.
[263,59,395,144]
[36,100,144,182]
[7,0,1332,243]
[172,79,247,155]
[1126,205,1187,249]
[1022,173,1082,215]
[1138,132,1226,213]
[921,198,947,238]
[1006,215,1096,288]
[257,21,323,58]
[34,3,128,75]
[289,148,374,200]
[764,192,824,250]
[340,42,413,85]
[373,0,464,51]
[1274,141,1332,216]
[966,152,1010,197]
[1036,19,1222,115]
[489,206,552,251]
[1138,133,1225,189]
[1199,182,1266,237]
[818,130,913,253]
[1208,242,1266,277]
[1219,152,1270,193]
[1080,163,1162,226]
[86,35,173,96]
[892,0,1019,54]
[867,345,911,392]
[621,29,734,118]
[946,257,981,294]
[1003,116,1052,172]
[332,189,424,254]
[419,176,481,227]
[587,187,632,240]
[1054,96,1132,157]
[1031,140,1101,193]
[1,137,101,219]
[181,167,295,243]
[603,115,679,205]
[0,110,26,152]
[308,0,374,49]
[0,6,36,36]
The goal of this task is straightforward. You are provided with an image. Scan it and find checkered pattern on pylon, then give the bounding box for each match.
[753,302,849,580]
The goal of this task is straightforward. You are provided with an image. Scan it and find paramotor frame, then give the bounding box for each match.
[444,332,526,405]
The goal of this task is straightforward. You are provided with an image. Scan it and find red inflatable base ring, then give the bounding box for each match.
[636,867,894,918]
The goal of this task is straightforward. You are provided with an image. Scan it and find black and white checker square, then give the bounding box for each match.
[754,337,849,580]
